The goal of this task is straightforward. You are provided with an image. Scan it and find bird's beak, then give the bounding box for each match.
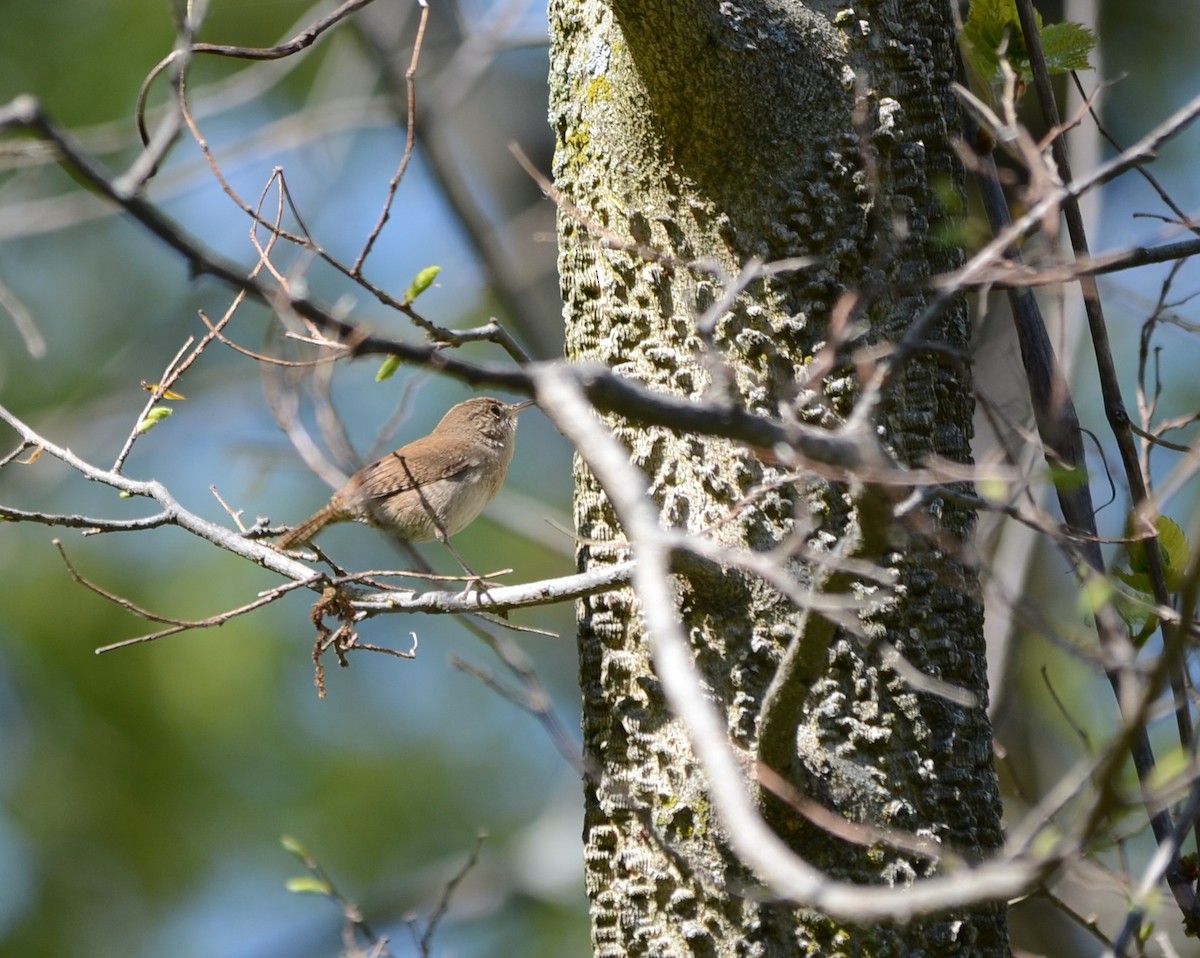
[510,399,536,413]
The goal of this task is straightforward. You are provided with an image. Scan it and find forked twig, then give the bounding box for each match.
[50,539,320,653]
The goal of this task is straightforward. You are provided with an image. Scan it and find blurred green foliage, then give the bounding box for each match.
[0,2,582,957]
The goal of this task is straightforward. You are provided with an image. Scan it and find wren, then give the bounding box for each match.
[278,397,533,550]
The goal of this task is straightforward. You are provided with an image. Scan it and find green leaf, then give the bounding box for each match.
[1127,515,1190,593]
[1146,744,1191,795]
[962,0,1017,84]
[1113,513,1191,644]
[1079,575,1115,617]
[1046,461,1087,491]
[1112,570,1158,644]
[1139,918,1155,944]
[375,355,401,382]
[135,406,173,434]
[962,0,1095,86]
[285,876,333,897]
[1038,22,1098,75]
[1155,516,1189,593]
[402,265,441,305]
[976,475,1011,505]
[1030,822,1064,860]
[280,834,312,861]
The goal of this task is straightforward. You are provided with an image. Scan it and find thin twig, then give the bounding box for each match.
[353,0,430,274]
[135,0,379,147]
[110,335,195,473]
[415,832,487,957]
[1014,0,1197,922]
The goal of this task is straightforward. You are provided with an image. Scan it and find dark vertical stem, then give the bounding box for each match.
[1013,0,1198,923]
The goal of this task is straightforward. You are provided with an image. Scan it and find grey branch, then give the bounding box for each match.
[531,363,1040,923]
[349,561,634,615]
[0,398,629,622]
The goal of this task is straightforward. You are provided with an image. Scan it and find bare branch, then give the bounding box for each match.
[352,0,430,274]
[0,505,173,533]
[348,560,634,616]
[531,363,1039,922]
[136,0,379,150]
[0,398,316,582]
[415,831,486,958]
[0,270,45,357]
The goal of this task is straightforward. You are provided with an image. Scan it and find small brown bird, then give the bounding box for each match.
[278,397,533,551]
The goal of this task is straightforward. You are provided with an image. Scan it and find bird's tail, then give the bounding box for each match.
[277,502,347,549]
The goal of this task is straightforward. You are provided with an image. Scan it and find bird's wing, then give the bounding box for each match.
[356,439,473,500]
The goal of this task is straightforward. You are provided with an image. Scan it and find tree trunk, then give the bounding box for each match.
[549,1,1007,954]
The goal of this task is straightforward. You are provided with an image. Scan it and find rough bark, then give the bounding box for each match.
[549,1,1007,954]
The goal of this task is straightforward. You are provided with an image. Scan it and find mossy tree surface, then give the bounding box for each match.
[549,1,1006,955]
